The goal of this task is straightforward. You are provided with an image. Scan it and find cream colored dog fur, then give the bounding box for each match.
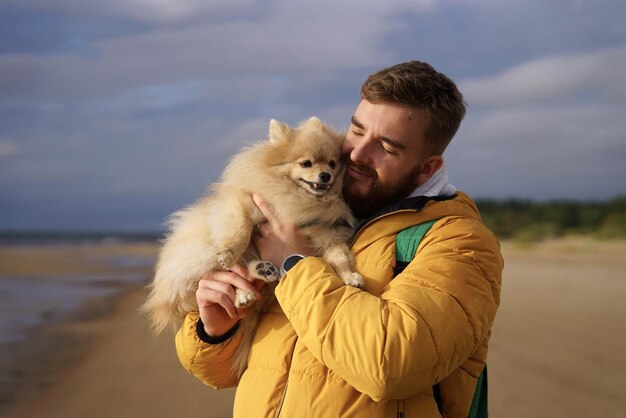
[143,117,362,376]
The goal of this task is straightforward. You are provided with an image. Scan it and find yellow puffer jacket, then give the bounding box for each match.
[176,192,503,418]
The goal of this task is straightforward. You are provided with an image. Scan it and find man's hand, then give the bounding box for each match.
[252,194,315,268]
[195,263,263,337]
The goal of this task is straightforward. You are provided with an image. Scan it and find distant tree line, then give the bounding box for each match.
[475,196,626,242]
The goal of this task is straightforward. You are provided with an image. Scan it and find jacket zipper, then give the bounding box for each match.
[397,399,405,418]
[274,380,289,418]
[275,337,298,418]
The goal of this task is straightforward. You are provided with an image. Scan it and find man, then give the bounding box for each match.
[176,61,503,417]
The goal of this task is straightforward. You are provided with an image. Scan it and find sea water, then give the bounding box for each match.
[0,235,158,403]
[0,272,149,345]
[0,240,156,345]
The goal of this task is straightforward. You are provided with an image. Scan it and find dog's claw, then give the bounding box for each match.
[235,289,256,308]
[216,249,234,269]
[342,272,364,288]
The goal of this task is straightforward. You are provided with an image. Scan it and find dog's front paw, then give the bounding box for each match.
[248,261,279,282]
[342,272,364,288]
[216,249,234,269]
[234,289,256,308]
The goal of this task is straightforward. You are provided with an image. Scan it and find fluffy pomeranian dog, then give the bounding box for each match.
[143,116,362,376]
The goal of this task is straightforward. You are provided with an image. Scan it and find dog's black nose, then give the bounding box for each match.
[319,172,331,183]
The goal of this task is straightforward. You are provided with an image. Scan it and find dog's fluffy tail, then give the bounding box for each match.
[142,249,219,333]
[141,281,187,334]
[142,203,219,333]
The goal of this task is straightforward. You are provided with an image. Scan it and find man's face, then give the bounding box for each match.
[342,99,430,218]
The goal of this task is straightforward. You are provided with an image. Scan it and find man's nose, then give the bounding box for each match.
[348,137,371,164]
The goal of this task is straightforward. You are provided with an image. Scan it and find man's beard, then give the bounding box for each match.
[342,161,422,219]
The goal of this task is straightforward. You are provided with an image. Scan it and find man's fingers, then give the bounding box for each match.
[229,263,253,283]
[257,222,272,237]
[196,287,239,319]
[252,194,278,224]
[199,269,261,298]
[205,269,252,290]
[199,279,237,302]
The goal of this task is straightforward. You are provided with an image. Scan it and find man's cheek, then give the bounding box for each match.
[341,136,355,157]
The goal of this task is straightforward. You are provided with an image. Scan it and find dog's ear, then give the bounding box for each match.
[303,116,323,128]
[269,119,292,144]
[303,116,344,146]
[302,116,335,136]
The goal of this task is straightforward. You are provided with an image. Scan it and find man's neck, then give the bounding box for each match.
[408,163,456,199]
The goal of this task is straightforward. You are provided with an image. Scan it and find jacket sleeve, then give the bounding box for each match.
[175,311,242,389]
[274,218,502,402]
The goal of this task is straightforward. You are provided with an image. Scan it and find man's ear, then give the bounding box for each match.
[269,119,292,144]
[415,156,444,186]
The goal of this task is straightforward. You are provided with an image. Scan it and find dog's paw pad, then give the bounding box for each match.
[343,272,364,288]
[251,261,279,282]
[216,249,234,269]
[234,289,256,308]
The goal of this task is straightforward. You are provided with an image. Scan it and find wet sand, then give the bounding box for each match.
[0,242,236,418]
[1,238,625,417]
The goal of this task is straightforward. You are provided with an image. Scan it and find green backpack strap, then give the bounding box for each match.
[394,219,438,276]
[468,366,488,418]
[394,219,489,418]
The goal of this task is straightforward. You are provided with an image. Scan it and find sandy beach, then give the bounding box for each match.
[1,238,625,417]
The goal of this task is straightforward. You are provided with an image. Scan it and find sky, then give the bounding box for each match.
[1,0,625,232]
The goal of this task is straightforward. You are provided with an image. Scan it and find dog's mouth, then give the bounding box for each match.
[300,179,331,194]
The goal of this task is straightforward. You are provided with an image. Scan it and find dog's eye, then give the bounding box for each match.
[329,160,336,169]
[299,160,312,168]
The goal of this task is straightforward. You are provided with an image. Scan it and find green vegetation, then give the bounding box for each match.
[475,196,626,242]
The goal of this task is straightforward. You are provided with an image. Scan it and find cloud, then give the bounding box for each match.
[460,44,626,105]
[15,0,435,23]
[0,0,439,104]
[0,140,18,157]
[2,0,626,230]
[2,0,258,24]
[460,102,626,153]
[448,45,626,200]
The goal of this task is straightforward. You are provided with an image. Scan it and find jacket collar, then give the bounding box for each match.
[352,193,458,240]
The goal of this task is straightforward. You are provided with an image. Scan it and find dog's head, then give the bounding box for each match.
[267,117,345,196]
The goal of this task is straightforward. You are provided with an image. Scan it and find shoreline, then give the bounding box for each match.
[0,241,237,418]
[0,241,160,416]
[0,283,145,414]
[1,285,237,418]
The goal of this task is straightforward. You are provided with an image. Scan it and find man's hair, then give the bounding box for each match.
[360,61,466,155]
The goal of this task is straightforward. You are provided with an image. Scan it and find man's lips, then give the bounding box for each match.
[347,164,375,180]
